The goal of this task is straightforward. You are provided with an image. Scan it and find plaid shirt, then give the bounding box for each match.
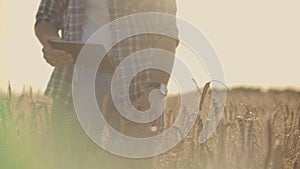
[35,0,178,108]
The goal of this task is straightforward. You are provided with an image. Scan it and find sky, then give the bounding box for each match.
[0,0,300,93]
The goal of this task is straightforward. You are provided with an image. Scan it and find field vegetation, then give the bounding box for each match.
[0,84,299,169]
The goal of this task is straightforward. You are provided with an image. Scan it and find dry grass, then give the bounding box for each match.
[158,87,300,169]
[0,84,299,169]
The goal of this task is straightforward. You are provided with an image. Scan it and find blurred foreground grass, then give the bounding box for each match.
[0,84,51,169]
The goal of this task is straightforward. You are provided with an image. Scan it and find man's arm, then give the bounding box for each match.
[34,0,73,67]
[151,36,178,86]
[35,22,59,46]
[141,0,179,87]
[35,22,73,67]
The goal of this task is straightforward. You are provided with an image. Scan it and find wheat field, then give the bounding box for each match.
[0,84,299,169]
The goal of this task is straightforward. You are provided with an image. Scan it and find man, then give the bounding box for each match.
[35,0,178,168]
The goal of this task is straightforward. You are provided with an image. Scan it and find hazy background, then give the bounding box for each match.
[1,0,300,93]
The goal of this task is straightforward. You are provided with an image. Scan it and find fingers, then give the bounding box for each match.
[132,94,151,111]
[42,46,74,67]
[41,36,74,67]
[42,46,66,57]
[44,36,60,47]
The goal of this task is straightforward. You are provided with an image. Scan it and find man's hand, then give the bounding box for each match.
[132,93,151,111]
[35,23,74,67]
[42,37,74,67]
